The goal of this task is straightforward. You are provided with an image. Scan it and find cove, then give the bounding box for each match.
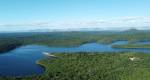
[0,41,150,77]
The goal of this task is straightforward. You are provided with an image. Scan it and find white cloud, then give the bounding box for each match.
[0,16,150,31]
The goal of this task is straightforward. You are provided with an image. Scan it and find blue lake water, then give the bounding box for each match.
[0,41,150,76]
[137,41,150,44]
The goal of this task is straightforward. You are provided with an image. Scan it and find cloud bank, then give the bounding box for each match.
[0,16,150,31]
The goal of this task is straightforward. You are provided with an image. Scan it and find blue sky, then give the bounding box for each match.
[0,0,150,31]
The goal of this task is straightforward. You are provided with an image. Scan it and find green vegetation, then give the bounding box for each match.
[0,31,150,53]
[37,52,150,80]
[0,39,22,53]
[0,31,150,80]
[1,52,150,80]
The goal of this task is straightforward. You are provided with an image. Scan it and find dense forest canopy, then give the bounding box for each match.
[0,31,150,53]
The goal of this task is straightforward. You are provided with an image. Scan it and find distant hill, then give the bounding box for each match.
[1,27,150,33]
[122,28,150,33]
[123,28,139,32]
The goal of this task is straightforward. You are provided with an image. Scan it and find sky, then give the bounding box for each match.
[0,0,150,31]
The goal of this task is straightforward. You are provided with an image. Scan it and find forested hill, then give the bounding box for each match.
[0,30,150,53]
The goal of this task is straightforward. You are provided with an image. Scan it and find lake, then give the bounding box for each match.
[0,41,150,76]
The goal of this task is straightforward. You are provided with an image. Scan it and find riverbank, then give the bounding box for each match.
[0,31,150,54]
[0,31,150,80]
[1,52,150,80]
[8,52,150,80]
[37,52,150,80]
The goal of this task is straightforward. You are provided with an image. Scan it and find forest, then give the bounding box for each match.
[1,52,150,80]
[0,30,150,80]
[0,30,150,53]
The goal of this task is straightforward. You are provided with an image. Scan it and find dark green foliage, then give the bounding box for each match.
[0,39,22,53]
[0,31,150,50]
[0,31,150,79]
[1,52,150,80]
[37,52,150,80]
